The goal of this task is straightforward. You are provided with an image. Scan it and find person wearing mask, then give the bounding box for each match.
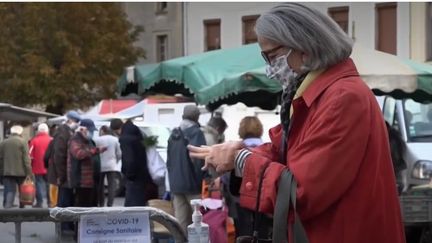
[167,105,207,232]
[94,125,122,207]
[53,110,80,233]
[119,120,157,206]
[189,3,404,243]
[29,123,52,208]
[67,119,105,207]
[0,125,32,208]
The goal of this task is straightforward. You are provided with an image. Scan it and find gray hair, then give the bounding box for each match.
[255,3,353,71]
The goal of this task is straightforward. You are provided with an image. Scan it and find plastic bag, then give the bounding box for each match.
[146,146,166,181]
[20,177,35,205]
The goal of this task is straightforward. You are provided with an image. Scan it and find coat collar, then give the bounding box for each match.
[302,58,359,107]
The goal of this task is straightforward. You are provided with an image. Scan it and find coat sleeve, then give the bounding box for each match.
[240,89,371,220]
[22,141,32,176]
[53,133,68,183]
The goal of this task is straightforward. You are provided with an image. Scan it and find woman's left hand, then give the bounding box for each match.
[188,141,245,173]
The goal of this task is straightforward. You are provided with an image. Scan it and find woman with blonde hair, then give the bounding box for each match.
[238,116,263,148]
[224,116,266,238]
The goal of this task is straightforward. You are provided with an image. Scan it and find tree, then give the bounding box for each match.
[0,3,144,114]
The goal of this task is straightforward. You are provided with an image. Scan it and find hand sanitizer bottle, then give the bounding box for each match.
[187,199,210,243]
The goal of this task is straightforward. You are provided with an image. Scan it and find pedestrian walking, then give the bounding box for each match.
[94,125,121,207]
[29,123,52,207]
[189,3,405,243]
[0,125,32,208]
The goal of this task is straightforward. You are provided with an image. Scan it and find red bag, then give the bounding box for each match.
[203,207,228,243]
[20,177,36,205]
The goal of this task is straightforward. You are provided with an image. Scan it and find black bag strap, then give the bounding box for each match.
[273,169,308,243]
[273,74,308,242]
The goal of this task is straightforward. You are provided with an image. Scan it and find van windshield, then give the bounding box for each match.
[404,99,432,142]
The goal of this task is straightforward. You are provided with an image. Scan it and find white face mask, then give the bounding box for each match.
[68,122,79,130]
[265,49,298,88]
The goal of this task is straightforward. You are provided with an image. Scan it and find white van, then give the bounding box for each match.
[376,96,432,189]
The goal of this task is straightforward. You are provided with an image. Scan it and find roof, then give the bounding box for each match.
[0,103,59,121]
[99,99,138,114]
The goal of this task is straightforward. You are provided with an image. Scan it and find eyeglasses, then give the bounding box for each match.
[261,45,284,64]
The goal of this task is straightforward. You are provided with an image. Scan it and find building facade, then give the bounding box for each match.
[184,2,416,59]
[410,2,432,63]
[120,2,430,141]
[122,2,184,64]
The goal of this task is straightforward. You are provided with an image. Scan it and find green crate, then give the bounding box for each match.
[400,195,432,223]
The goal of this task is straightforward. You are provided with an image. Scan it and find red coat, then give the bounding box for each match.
[29,132,52,175]
[239,59,405,243]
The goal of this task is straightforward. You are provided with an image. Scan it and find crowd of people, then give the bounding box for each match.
[0,104,220,229]
[0,102,271,239]
[0,111,153,234]
[0,101,409,241]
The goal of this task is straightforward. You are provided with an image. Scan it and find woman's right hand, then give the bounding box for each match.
[188,140,244,173]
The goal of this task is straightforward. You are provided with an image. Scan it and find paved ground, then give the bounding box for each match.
[0,186,128,243]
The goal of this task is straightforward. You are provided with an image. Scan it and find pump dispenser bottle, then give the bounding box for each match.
[187,199,210,243]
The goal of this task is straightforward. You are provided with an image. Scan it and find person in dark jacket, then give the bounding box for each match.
[167,105,207,232]
[385,121,407,194]
[67,119,105,207]
[52,110,80,232]
[45,125,58,207]
[119,120,157,206]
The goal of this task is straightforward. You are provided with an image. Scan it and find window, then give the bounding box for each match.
[376,3,397,54]
[242,15,260,44]
[204,19,221,51]
[427,3,432,61]
[156,2,167,13]
[404,99,432,141]
[156,35,168,62]
[328,7,349,33]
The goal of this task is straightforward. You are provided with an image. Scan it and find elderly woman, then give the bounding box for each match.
[189,3,405,243]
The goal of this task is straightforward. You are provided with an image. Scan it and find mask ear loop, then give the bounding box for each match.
[284,48,293,68]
